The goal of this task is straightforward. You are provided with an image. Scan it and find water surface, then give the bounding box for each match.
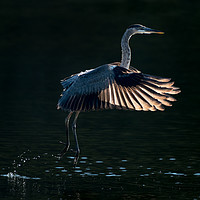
[0,0,200,199]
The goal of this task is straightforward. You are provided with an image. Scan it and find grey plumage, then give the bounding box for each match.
[57,24,181,164]
[57,63,180,112]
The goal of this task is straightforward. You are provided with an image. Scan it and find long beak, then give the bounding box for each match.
[145,28,164,34]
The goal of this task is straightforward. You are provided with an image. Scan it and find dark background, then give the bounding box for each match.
[0,0,200,199]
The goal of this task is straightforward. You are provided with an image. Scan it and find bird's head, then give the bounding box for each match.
[127,24,164,35]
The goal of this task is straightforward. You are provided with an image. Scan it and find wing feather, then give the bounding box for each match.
[108,79,115,108]
[126,87,143,110]
[130,88,151,111]
[111,81,120,107]
[135,86,161,106]
[114,81,123,109]
[118,85,131,109]
[116,83,127,108]
[58,64,181,112]
[122,87,135,110]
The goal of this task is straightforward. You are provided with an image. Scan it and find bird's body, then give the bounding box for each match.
[57,24,181,164]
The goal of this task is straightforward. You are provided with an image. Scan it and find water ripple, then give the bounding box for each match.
[164,172,186,176]
[0,172,40,180]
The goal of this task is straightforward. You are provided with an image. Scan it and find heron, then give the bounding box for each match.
[57,24,181,164]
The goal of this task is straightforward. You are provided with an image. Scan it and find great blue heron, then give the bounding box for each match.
[57,24,181,164]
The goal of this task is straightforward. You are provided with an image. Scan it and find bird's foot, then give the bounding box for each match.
[58,141,80,166]
[73,149,80,166]
[59,141,71,157]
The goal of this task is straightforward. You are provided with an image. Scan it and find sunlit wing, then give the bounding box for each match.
[57,63,181,112]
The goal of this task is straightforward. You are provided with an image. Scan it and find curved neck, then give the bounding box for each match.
[120,29,134,69]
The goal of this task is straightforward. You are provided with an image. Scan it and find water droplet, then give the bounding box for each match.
[81,157,88,160]
[164,172,186,176]
[106,174,121,177]
[80,174,85,176]
[140,174,149,177]
[119,167,126,170]
[67,156,75,159]
[96,161,103,164]
[55,167,64,169]
[0,172,40,180]
[83,172,98,176]
[74,170,82,173]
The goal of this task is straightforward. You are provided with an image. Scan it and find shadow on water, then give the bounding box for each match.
[1,0,200,199]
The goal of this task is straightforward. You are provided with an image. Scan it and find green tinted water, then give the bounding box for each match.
[0,0,200,199]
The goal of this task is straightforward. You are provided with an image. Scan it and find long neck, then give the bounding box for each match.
[120,29,134,69]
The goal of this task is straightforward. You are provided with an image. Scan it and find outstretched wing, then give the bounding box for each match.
[57,64,181,112]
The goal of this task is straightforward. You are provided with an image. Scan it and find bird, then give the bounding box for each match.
[57,24,181,164]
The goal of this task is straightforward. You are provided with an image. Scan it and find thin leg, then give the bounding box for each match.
[60,111,73,157]
[65,111,73,150]
[72,111,80,165]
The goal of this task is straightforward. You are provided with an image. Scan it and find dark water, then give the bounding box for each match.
[0,0,200,199]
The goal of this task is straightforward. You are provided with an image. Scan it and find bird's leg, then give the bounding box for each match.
[72,111,80,165]
[60,111,73,157]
